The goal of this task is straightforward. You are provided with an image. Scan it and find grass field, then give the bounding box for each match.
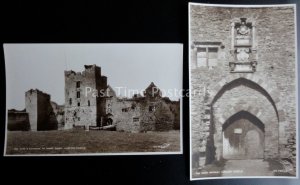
[5,130,181,155]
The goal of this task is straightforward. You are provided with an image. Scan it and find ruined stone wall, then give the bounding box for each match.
[25,90,38,131]
[64,67,179,132]
[7,110,30,131]
[190,5,296,169]
[140,98,175,131]
[141,83,179,131]
[25,89,57,131]
[111,98,142,132]
[169,100,180,130]
[111,98,177,132]
[64,65,106,129]
[103,94,179,132]
[51,102,65,130]
[100,82,180,132]
[37,91,57,130]
[139,99,160,132]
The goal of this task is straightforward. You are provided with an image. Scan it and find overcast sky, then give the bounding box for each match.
[4,44,182,110]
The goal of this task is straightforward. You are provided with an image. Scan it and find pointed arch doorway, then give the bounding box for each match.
[222,111,265,159]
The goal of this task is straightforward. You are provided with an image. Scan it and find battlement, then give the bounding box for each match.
[84,64,97,70]
[65,64,101,78]
[25,89,50,98]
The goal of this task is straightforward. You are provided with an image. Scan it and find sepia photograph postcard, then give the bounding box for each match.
[4,43,182,156]
[189,3,298,180]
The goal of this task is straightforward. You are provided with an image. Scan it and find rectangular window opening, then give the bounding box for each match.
[76,81,80,88]
[122,108,128,112]
[197,47,207,67]
[149,106,155,112]
[196,45,220,68]
[133,117,139,122]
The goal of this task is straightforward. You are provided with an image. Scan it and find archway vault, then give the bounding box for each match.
[222,110,265,133]
[216,101,274,128]
[206,75,280,161]
[206,75,283,122]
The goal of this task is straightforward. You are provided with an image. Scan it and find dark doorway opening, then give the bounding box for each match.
[222,111,265,159]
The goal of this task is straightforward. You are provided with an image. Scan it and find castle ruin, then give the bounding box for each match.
[64,65,107,129]
[7,65,180,133]
[64,64,180,132]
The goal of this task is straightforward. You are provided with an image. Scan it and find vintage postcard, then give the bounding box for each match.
[4,43,182,156]
[189,3,297,180]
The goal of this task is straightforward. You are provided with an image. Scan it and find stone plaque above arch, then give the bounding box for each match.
[229,18,258,73]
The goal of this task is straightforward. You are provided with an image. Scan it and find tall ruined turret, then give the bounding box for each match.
[25,89,58,131]
[64,64,107,130]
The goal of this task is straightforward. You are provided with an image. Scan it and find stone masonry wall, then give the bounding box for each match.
[213,82,278,160]
[169,101,180,130]
[112,98,142,132]
[140,98,175,131]
[7,110,30,131]
[25,89,57,131]
[190,5,296,170]
[25,90,38,131]
[37,91,58,130]
[51,102,65,130]
[103,86,179,132]
[64,65,106,129]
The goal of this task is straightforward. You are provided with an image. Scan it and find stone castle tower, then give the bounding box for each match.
[63,64,181,133]
[25,89,58,131]
[190,5,296,172]
[64,64,107,129]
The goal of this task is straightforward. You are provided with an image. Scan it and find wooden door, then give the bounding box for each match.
[223,117,264,159]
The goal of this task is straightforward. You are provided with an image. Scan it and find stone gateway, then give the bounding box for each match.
[189,4,296,178]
